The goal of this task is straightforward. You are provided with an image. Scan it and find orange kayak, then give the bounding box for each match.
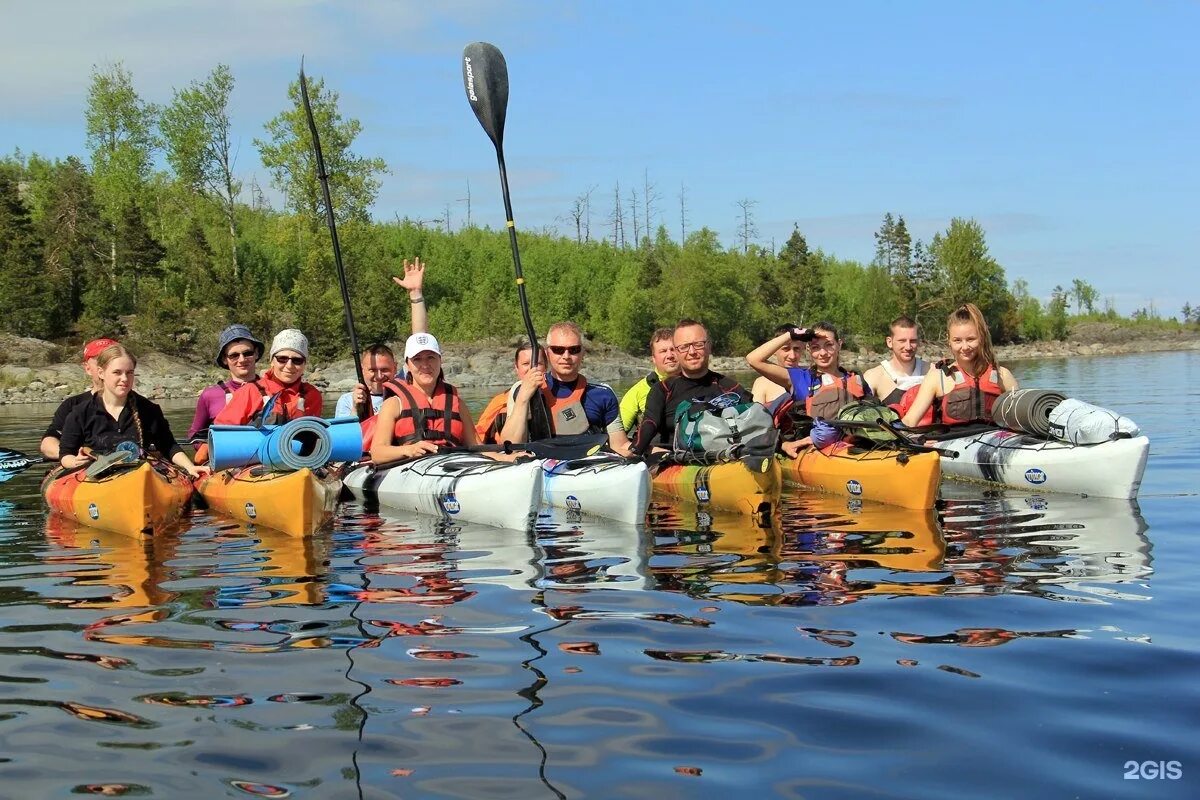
[785,442,940,510]
[42,460,194,537]
[196,466,341,537]
[652,458,783,515]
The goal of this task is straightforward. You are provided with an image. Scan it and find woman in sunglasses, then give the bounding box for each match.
[746,321,871,457]
[215,329,323,426]
[187,324,264,440]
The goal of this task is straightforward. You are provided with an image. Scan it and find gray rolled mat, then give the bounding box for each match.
[990,388,1067,438]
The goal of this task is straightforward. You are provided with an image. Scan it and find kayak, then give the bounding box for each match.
[651,457,783,515]
[540,455,650,525]
[41,460,193,537]
[784,442,940,510]
[930,426,1150,499]
[196,466,341,537]
[344,452,543,530]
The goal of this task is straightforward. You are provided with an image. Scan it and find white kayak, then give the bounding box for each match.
[343,453,543,530]
[932,426,1149,500]
[539,455,651,525]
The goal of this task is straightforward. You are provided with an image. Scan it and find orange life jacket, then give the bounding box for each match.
[474,392,509,445]
[938,360,1003,425]
[385,378,466,447]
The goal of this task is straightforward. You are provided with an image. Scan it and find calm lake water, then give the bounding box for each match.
[0,350,1196,798]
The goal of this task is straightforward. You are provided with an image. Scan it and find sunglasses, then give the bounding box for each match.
[674,340,708,353]
[225,349,258,361]
[273,354,307,366]
[548,345,582,356]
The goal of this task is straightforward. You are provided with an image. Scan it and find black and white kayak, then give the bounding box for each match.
[539,454,650,525]
[931,426,1149,500]
[344,453,543,530]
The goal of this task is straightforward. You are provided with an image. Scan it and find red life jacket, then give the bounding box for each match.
[385,378,466,447]
[892,385,934,426]
[937,360,1003,425]
[785,367,867,420]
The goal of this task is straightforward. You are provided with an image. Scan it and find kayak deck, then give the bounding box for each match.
[652,457,783,515]
[786,443,941,510]
[42,461,194,537]
[197,466,341,537]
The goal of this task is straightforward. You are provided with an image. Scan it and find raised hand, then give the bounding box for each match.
[392,257,426,295]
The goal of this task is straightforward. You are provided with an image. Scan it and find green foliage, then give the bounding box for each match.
[255,75,387,227]
[928,217,1014,340]
[0,175,58,336]
[1048,285,1070,340]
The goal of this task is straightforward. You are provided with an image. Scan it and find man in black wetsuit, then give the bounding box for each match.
[631,319,752,455]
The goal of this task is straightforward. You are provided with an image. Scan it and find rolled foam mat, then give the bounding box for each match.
[990,389,1067,438]
[325,417,366,463]
[256,418,333,472]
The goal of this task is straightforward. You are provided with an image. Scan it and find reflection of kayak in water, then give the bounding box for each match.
[651,496,948,603]
[43,515,171,609]
[939,485,1151,594]
[213,527,329,607]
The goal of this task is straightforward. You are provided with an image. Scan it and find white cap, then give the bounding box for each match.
[270,329,309,359]
[403,332,442,360]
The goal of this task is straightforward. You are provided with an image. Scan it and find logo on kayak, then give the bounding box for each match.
[565,495,582,511]
[847,499,863,513]
[695,486,710,503]
[1024,468,1047,485]
[244,502,257,519]
[846,479,863,496]
[88,503,99,520]
[441,494,461,514]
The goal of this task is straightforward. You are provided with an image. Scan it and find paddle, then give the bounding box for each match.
[461,42,555,437]
[825,418,959,458]
[0,448,43,484]
[368,433,610,473]
[299,61,370,422]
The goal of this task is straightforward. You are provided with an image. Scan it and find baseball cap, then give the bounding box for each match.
[403,333,442,360]
[83,338,119,361]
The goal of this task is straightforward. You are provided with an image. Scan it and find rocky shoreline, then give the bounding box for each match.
[2,327,1197,406]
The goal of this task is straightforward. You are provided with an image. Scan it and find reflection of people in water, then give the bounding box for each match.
[892,628,1076,647]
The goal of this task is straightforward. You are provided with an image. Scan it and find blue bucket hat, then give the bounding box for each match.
[215,324,265,367]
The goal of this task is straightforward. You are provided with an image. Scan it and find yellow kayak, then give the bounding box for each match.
[651,457,783,515]
[42,460,194,538]
[197,466,341,537]
[785,442,940,510]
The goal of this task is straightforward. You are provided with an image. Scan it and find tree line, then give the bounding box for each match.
[1,62,1188,361]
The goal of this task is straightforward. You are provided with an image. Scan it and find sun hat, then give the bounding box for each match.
[215,324,265,367]
[403,333,442,360]
[82,338,119,361]
[270,329,310,360]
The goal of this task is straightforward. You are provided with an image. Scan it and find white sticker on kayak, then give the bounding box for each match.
[244,502,257,519]
[1024,468,1047,485]
[88,503,100,520]
[565,495,582,511]
[695,487,710,503]
[846,479,863,496]
[442,494,461,514]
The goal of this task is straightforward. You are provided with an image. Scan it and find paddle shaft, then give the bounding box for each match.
[299,65,370,421]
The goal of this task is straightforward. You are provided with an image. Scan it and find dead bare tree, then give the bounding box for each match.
[457,179,471,229]
[610,181,625,248]
[678,181,689,244]
[643,168,659,244]
[628,186,640,246]
[735,198,759,254]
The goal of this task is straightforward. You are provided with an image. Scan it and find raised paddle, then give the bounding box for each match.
[299,61,370,422]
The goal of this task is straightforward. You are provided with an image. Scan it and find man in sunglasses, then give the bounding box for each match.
[631,318,751,455]
[188,324,264,440]
[500,321,632,455]
[215,329,323,426]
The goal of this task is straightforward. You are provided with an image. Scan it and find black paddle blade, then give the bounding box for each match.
[462,42,509,149]
[0,448,43,483]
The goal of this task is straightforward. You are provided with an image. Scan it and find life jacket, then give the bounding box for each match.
[474,392,509,445]
[526,374,597,439]
[248,378,308,426]
[937,360,1003,425]
[384,377,466,447]
[785,366,867,420]
[878,358,928,406]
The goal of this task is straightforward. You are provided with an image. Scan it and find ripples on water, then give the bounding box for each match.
[0,351,1196,798]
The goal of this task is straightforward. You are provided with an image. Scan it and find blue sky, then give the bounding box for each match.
[1,1,1195,315]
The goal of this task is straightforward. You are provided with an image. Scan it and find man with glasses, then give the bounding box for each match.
[188,324,264,440]
[501,321,632,455]
[631,319,750,455]
[216,329,323,426]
